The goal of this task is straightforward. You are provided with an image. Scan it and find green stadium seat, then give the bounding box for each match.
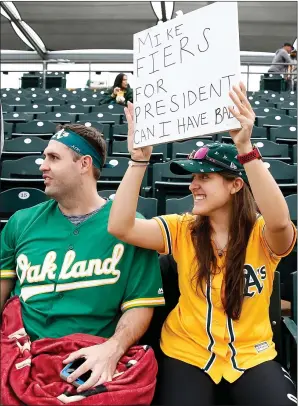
[13,121,57,138]
[263,160,297,195]
[293,145,297,164]
[78,112,118,124]
[98,191,157,219]
[251,99,275,108]
[254,140,290,162]
[92,104,125,115]
[98,157,148,196]
[15,104,52,114]
[111,124,128,141]
[76,121,110,139]
[258,114,296,128]
[3,122,13,139]
[36,112,75,124]
[77,97,97,107]
[285,194,297,223]
[111,140,167,162]
[34,96,65,106]
[2,136,48,160]
[53,104,90,115]
[217,126,268,143]
[152,161,192,214]
[275,101,297,112]
[3,112,34,123]
[166,194,193,214]
[2,103,14,113]
[0,156,45,191]
[0,188,49,229]
[253,108,283,125]
[288,109,297,118]
[4,96,31,106]
[172,138,214,159]
[269,125,297,144]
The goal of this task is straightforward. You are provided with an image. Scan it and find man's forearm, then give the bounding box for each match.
[108,307,154,358]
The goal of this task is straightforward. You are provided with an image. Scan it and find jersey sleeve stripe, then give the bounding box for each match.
[121,297,165,312]
[261,221,297,259]
[155,216,172,255]
[0,269,17,279]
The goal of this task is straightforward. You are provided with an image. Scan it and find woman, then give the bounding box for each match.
[100,73,133,106]
[108,83,297,405]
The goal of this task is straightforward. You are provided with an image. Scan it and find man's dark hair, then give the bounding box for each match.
[113,73,129,90]
[56,123,107,180]
[284,42,294,49]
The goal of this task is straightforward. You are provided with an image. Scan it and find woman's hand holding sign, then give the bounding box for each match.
[125,101,153,161]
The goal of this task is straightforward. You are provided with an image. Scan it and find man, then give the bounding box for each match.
[268,42,294,74]
[0,124,165,394]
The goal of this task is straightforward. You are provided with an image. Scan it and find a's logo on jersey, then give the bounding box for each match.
[243,264,267,297]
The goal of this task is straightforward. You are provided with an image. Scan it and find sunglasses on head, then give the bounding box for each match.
[188,147,242,173]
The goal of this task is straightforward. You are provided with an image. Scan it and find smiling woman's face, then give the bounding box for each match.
[189,172,237,216]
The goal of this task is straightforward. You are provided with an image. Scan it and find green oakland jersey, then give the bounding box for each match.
[0,200,165,341]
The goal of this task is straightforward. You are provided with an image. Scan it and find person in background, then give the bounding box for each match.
[108,83,297,406]
[289,49,297,91]
[100,73,133,106]
[268,42,294,75]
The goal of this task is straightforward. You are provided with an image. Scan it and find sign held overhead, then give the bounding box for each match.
[133,2,241,148]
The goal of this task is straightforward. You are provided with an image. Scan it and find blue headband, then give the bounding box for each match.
[51,129,111,170]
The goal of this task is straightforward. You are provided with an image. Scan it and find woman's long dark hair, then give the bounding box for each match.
[189,171,257,320]
[113,73,129,90]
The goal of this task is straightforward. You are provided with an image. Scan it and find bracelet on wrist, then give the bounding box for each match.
[128,160,149,167]
[130,157,150,163]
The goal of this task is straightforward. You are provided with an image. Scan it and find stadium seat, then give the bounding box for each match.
[92,104,125,115]
[76,121,110,139]
[78,112,118,124]
[97,157,147,193]
[254,140,290,162]
[2,103,14,113]
[3,112,34,123]
[172,138,214,159]
[269,125,297,144]
[253,107,283,125]
[263,160,297,195]
[15,104,52,114]
[217,126,268,143]
[258,114,296,128]
[0,188,48,228]
[111,124,128,141]
[34,96,65,106]
[13,121,57,138]
[285,194,297,224]
[53,104,90,114]
[166,194,193,214]
[275,101,297,114]
[251,100,275,108]
[99,191,157,218]
[1,156,45,191]
[3,122,13,139]
[152,161,192,213]
[4,96,31,106]
[293,145,297,164]
[112,140,167,162]
[77,97,97,107]
[288,109,297,118]
[2,136,48,160]
[36,112,75,124]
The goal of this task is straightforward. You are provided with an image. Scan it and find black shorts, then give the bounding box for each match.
[155,354,297,405]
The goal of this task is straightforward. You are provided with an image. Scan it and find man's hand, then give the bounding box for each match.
[63,339,123,392]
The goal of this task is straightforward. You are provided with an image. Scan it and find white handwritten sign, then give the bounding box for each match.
[133,2,241,148]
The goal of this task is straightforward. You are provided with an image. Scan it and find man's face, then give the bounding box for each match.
[285,45,293,54]
[40,140,82,200]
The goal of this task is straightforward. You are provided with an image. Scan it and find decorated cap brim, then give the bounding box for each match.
[170,159,249,183]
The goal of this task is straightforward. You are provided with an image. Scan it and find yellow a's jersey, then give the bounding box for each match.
[154,214,296,384]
